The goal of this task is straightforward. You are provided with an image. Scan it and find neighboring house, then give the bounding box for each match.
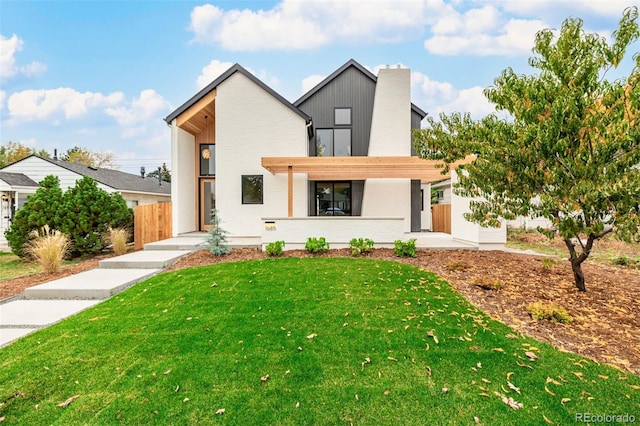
[0,155,171,249]
[164,59,505,248]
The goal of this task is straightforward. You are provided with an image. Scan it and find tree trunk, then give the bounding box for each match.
[570,259,586,292]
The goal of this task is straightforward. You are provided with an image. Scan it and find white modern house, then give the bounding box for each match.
[165,59,506,249]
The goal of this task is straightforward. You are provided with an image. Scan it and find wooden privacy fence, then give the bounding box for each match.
[134,202,172,250]
[431,204,451,234]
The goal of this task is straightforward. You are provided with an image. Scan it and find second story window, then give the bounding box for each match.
[316,107,352,157]
[334,107,351,125]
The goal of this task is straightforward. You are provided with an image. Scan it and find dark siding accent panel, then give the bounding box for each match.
[308,181,316,216]
[351,180,365,216]
[410,110,423,156]
[411,180,421,232]
[297,66,376,157]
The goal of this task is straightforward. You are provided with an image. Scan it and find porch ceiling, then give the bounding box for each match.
[261,156,474,182]
[176,91,216,135]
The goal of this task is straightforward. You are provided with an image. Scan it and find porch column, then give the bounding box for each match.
[288,166,293,217]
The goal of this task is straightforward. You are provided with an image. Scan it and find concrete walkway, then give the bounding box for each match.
[0,235,206,347]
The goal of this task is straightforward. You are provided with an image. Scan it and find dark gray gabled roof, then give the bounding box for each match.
[165,63,311,124]
[0,172,38,187]
[34,156,171,195]
[294,59,427,119]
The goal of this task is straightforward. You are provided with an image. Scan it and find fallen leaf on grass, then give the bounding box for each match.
[545,386,556,396]
[494,392,523,410]
[506,372,514,380]
[546,377,561,386]
[306,333,317,339]
[474,416,480,424]
[216,408,225,415]
[598,374,608,380]
[507,381,521,394]
[628,384,639,390]
[183,398,189,403]
[492,348,505,352]
[441,388,448,393]
[164,369,172,375]
[261,374,270,382]
[516,362,533,369]
[0,416,5,422]
[57,395,80,408]
[560,398,571,405]
[427,331,439,344]
[387,357,398,362]
[572,372,583,380]
[383,390,390,395]
[542,414,554,424]
[295,402,300,408]
[525,351,537,361]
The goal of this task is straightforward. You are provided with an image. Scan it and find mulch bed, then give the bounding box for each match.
[3,247,639,376]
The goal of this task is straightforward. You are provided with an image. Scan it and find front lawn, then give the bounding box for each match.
[0,258,637,425]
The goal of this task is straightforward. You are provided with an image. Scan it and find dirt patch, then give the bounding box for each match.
[2,247,639,375]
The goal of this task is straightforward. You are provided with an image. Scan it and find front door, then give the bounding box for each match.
[199,179,215,231]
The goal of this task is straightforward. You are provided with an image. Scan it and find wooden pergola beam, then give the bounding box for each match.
[262,155,475,217]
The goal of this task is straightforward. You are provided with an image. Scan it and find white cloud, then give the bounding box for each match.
[502,0,637,18]
[196,59,235,89]
[410,70,494,120]
[301,74,326,94]
[6,88,124,122]
[425,14,546,56]
[105,89,172,138]
[1,34,46,80]
[189,0,440,51]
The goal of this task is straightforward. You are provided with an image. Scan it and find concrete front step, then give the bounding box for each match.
[24,268,161,300]
[98,250,191,269]
[0,300,101,328]
[144,236,206,251]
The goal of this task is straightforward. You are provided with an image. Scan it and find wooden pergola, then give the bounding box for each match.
[261,156,474,217]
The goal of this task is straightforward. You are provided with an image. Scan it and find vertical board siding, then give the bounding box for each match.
[298,66,376,157]
[431,204,451,234]
[134,202,172,250]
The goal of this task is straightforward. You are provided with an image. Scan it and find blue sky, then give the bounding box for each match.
[1,0,638,174]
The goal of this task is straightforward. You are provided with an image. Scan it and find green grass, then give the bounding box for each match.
[0,252,41,281]
[0,252,81,281]
[0,258,638,425]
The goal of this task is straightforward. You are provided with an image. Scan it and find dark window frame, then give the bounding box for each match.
[241,175,264,205]
[334,107,352,126]
[314,181,352,216]
[315,128,351,157]
[199,144,215,176]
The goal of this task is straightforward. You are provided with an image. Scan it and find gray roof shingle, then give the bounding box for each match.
[37,156,171,195]
[0,172,39,187]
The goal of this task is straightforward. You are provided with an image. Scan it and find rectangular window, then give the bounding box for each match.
[200,144,215,175]
[316,129,351,157]
[315,182,351,215]
[126,199,139,209]
[334,107,352,125]
[242,175,263,204]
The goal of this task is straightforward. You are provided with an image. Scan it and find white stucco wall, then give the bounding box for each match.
[119,191,171,206]
[450,170,506,249]
[361,67,412,231]
[421,183,431,230]
[215,72,308,236]
[261,216,405,250]
[172,123,196,236]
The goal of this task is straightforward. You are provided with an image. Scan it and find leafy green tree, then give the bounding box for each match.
[0,141,50,168]
[60,146,117,169]
[413,8,640,292]
[58,176,132,257]
[146,162,171,183]
[4,175,64,257]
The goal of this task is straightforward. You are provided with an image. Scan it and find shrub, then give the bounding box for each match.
[446,261,468,271]
[265,240,285,257]
[206,209,231,256]
[540,257,558,270]
[349,238,374,256]
[5,175,64,257]
[107,227,130,256]
[25,225,70,274]
[58,176,132,257]
[611,255,631,266]
[305,237,329,254]
[394,239,417,258]
[527,302,572,324]
[471,276,503,291]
